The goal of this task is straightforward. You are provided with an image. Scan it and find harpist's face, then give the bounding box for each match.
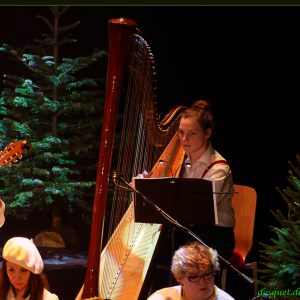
[178,117,211,160]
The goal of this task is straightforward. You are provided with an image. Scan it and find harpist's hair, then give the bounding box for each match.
[181,99,214,134]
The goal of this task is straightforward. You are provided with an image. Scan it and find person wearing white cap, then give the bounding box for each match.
[0,199,5,227]
[0,237,59,300]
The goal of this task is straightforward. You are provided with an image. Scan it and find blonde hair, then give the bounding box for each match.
[171,241,219,281]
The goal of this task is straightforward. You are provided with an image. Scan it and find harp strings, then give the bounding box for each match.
[100,34,177,296]
[99,35,160,296]
[110,34,162,234]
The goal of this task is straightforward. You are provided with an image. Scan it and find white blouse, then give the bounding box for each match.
[147,285,235,300]
[7,287,59,300]
[182,143,235,228]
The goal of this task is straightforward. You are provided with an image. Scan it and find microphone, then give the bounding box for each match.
[112,171,124,181]
[159,160,177,195]
[111,171,132,192]
[174,162,191,177]
[159,160,174,177]
[113,171,118,184]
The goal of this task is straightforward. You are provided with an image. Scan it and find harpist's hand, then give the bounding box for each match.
[137,170,152,178]
[130,170,152,186]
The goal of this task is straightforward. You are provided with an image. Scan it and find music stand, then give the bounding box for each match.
[134,177,217,226]
[113,174,254,289]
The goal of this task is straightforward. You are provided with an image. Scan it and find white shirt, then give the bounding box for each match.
[7,287,59,300]
[182,143,235,228]
[147,285,235,300]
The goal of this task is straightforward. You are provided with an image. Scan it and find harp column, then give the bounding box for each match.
[82,18,137,299]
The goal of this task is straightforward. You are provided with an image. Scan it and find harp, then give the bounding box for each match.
[79,18,187,300]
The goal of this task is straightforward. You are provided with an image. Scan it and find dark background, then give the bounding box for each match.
[0,5,299,298]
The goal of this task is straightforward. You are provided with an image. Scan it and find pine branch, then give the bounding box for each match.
[277,186,300,218]
[288,160,300,179]
[271,208,288,228]
[284,187,300,203]
[288,204,300,241]
[37,15,54,32]
[291,240,300,253]
[1,44,43,73]
[35,39,53,47]
[49,6,59,17]
[3,74,26,84]
[40,121,52,126]
[272,228,300,248]
[287,172,300,194]
[280,255,300,264]
[57,6,70,17]
[41,34,54,41]
[3,80,19,88]
[259,255,276,263]
[58,39,77,45]
[57,21,80,35]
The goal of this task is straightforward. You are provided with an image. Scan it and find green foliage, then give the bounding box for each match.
[258,155,300,299]
[0,6,108,224]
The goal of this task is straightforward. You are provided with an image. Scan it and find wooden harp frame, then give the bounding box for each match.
[81,18,186,300]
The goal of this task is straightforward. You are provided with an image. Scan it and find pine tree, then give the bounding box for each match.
[0,7,107,229]
[258,155,300,300]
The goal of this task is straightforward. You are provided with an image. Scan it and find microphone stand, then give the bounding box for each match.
[113,173,253,286]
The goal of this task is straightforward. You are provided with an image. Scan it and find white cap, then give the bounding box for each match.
[0,199,5,227]
[3,237,44,274]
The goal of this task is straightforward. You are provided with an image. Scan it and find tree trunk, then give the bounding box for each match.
[52,7,59,136]
[51,7,60,228]
[51,200,62,228]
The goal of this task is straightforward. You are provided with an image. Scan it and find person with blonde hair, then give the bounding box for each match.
[0,237,58,300]
[147,241,234,300]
